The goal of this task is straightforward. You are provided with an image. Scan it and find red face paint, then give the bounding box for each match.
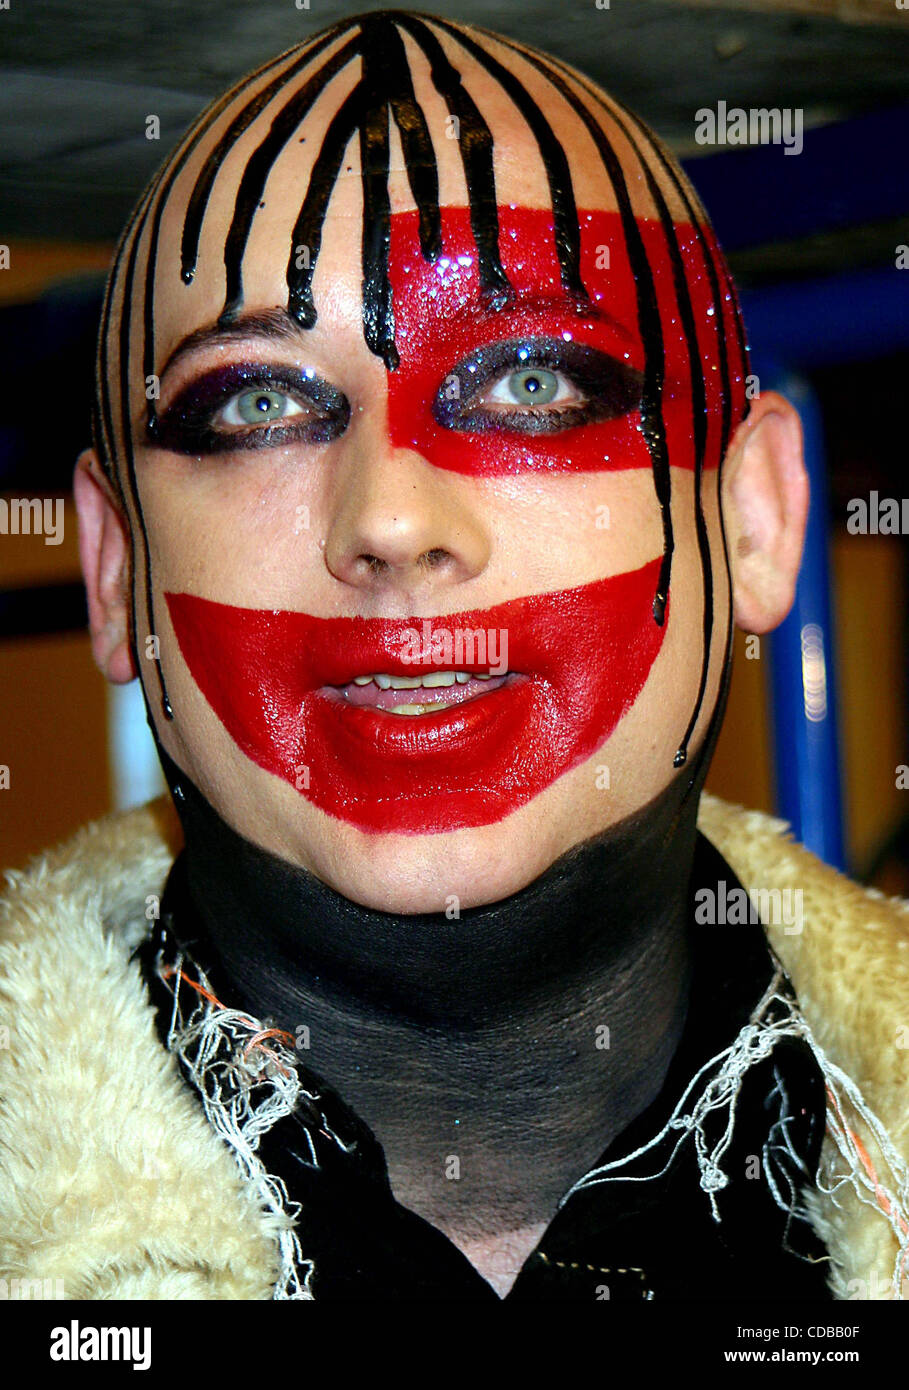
[165,558,668,834]
[386,206,741,478]
[157,203,742,817]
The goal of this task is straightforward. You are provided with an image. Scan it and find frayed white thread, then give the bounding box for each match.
[813,1060,909,1300]
[761,1084,810,1241]
[560,968,909,1298]
[161,951,316,1301]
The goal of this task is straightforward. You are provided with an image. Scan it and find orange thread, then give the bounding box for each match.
[243,1027,296,1054]
[235,1044,294,1080]
[825,1085,909,1281]
[159,963,256,1028]
[159,966,296,1078]
[242,1027,297,1078]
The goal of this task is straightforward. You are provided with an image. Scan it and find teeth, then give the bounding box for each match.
[348,671,500,688]
[388,702,443,716]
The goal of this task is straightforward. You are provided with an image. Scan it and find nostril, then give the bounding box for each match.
[420,548,450,570]
[360,554,388,576]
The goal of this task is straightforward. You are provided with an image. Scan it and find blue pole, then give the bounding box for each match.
[756,361,847,870]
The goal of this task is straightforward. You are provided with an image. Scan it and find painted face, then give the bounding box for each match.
[94,11,747,908]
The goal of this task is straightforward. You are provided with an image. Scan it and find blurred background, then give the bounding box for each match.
[1,0,907,887]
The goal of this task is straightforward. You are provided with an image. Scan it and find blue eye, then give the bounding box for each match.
[219,388,305,427]
[496,368,561,406]
[433,338,643,436]
[150,365,350,455]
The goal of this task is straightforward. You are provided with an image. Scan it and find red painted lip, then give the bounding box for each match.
[164,557,668,834]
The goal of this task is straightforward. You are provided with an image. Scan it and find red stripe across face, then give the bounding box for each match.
[165,559,668,834]
[385,206,743,477]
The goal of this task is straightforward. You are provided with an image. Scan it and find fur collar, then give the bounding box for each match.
[1,793,907,1300]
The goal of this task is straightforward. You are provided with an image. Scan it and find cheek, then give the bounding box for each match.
[481,469,666,592]
[136,452,324,596]
[577,518,730,809]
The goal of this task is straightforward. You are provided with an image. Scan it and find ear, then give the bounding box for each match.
[73,449,137,683]
[721,391,810,635]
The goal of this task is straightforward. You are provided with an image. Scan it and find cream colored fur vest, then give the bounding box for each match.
[1,793,907,1300]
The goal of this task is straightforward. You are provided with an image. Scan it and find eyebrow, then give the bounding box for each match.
[464,290,633,340]
[158,293,632,382]
[158,307,307,380]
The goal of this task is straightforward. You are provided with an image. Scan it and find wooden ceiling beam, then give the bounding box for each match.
[657,0,907,29]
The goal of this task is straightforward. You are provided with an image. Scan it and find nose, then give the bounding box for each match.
[323,413,491,598]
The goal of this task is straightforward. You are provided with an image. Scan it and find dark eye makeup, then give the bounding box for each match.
[146,338,643,457]
[432,338,644,435]
[147,364,351,455]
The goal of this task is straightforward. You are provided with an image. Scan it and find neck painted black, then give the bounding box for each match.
[156,740,708,1235]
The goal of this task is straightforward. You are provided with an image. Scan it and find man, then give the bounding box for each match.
[1,9,907,1301]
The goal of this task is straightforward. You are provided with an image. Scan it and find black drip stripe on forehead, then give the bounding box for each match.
[592,99,744,780]
[559,79,750,782]
[378,19,443,266]
[358,14,404,369]
[363,13,444,359]
[409,16,588,304]
[393,12,511,308]
[214,34,362,326]
[471,23,739,777]
[104,10,588,720]
[433,17,675,633]
[216,10,590,353]
[559,76,718,775]
[285,81,372,332]
[101,26,356,717]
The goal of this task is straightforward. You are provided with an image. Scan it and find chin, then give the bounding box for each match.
[314,814,567,915]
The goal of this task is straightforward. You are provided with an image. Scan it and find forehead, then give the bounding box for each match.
[125,14,693,371]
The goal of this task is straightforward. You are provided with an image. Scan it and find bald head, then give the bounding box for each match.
[93,9,745,491]
[74,8,808,913]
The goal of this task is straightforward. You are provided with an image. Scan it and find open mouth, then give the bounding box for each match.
[333,669,515,715]
[164,555,667,834]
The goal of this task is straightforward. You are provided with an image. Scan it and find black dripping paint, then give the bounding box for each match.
[96,9,744,779]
